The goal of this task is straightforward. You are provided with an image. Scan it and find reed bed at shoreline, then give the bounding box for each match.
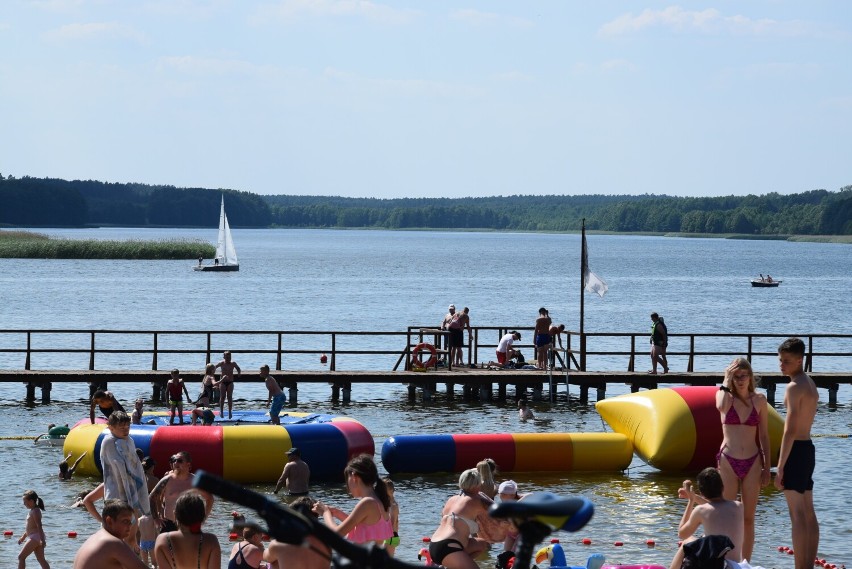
[0,230,214,259]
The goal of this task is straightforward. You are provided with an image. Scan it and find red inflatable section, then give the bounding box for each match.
[150,426,224,477]
[672,386,725,471]
[452,433,516,471]
[333,420,376,459]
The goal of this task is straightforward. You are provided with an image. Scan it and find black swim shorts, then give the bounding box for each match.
[783,439,815,493]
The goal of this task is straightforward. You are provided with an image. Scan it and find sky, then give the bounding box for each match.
[1,1,850,199]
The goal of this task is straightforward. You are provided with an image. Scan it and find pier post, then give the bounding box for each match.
[828,384,839,406]
[497,383,507,400]
[579,385,589,404]
[41,382,51,405]
[445,383,454,400]
[407,384,416,403]
[421,384,433,402]
[479,384,490,401]
[462,384,473,401]
[331,383,340,403]
[764,382,776,407]
[25,382,36,403]
[596,386,606,402]
[288,387,298,406]
[342,384,351,404]
[531,384,543,401]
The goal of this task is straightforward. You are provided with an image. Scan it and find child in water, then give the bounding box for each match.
[19,489,50,568]
[383,477,400,557]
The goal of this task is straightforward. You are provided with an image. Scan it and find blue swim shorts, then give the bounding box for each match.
[270,392,287,418]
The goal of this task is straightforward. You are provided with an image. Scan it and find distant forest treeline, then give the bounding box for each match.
[1,174,850,235]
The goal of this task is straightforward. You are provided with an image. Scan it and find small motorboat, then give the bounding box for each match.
[751,278,781,287]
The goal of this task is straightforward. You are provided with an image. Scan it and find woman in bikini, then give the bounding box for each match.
[213,351,241,420]
[715,357,770,562]
[313,454,393,546]
[227,526,264,569]
[428,469,492,569]
[154,491,220,569]
[18,489,50,569]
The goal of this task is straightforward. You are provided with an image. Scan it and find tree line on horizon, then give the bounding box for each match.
[1,174,850,235]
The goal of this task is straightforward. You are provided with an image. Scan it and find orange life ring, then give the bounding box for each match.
[411,343,437,369]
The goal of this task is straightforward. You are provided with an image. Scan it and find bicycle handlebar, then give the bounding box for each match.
[193,470,594,569]
[193,470,425,569]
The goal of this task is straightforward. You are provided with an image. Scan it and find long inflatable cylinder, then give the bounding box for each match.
[64,419,374,482]
[381,432,632,474]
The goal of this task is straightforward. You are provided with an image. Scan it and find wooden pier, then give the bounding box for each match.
[3,368,849,406]
[1,328,850,406]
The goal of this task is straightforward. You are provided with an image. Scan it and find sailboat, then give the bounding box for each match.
[194,196,239,272]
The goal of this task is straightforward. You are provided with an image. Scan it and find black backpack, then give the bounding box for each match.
[681,535,734,569]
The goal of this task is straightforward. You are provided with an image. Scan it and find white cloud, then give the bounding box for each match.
[157,55,271,77]
[601,59,637,72]
[450,9,533,29]
[252,0,417,25]
[599,5,827,38]
[43,21,145,43]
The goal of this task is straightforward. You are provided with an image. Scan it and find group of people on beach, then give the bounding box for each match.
[17,335,820,568]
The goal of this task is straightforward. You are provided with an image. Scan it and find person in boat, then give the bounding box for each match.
[716,357,770,561]
[766,274,773,283]
[90,389,126,424]
[759,273,765,282]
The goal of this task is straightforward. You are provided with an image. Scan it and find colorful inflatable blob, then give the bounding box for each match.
[381,433,632,475]
[595,386,783,472]
[64,411,373,482]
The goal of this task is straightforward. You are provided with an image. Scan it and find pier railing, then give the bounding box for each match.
[0,328,850,374]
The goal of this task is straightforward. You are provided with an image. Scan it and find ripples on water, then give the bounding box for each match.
[1,230,850,567]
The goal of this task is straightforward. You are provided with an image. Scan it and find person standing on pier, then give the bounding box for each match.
[263,364,287,425]
[649,312,669,374]
[534,307,552,370]
[441,305,457,364]
[455,307,472,366]
[90,390,125,424]
[213,350,241,420]
[775,337,819,569]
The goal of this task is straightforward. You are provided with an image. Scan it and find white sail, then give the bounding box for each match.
[215,196,238,266]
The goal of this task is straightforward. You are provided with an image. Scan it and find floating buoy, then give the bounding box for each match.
[229,532,239,541]
[67,531,77,538]
[646,539,656,547]
[581,538,592,545]
[614,541,623,547]
[786,549,794,555]
[320,354,328,364]
[3,530,12,537]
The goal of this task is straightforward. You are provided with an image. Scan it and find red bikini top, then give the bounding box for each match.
[723,403,760,426]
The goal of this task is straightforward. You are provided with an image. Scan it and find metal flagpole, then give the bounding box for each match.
[580,219,586,371]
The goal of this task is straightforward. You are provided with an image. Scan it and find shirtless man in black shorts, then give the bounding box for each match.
[213,351,241,420]
[775,337,819,569]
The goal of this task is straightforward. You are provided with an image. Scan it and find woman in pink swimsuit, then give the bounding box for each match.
[313,454,393,546]
[715,357,770,562]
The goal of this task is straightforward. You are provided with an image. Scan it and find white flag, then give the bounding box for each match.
[583,232,608,298]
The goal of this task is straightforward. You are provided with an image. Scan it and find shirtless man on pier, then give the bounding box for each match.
[213,350,241,419]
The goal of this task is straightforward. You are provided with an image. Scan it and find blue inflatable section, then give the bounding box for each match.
[138,410,335,426]
[288,423,350,480]
[381,435,456,474]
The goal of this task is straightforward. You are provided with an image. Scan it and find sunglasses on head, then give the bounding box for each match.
[170,457,185,464]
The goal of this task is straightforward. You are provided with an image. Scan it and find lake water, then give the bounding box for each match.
[0,229,850,568]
